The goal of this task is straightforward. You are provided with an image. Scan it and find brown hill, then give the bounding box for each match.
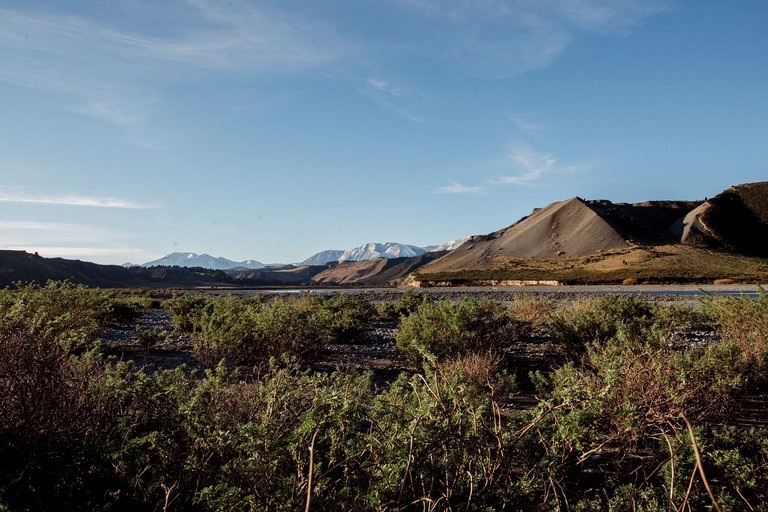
[423,197,633,274]
[311,253,444,285]
[680,181,768,256]
[414,182,768,285]
[229,265,327,285]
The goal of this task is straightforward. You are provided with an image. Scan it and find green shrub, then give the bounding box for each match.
[375,290,432,321]
[95,293,145,327]
[4,285,768,510]
[360,364,518,510]
[191,297,331,367]
[702,288,768,376]
[549,294,692,359]
[317,294,375,340]
[0,280,110,352]
[183,363,373,511]
[136,326,168,353]
[164,294,215,333]
[523,333,747,508]
[396,298,524,367]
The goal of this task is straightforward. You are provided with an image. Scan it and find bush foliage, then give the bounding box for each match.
[2,283,768,510]
[395,298,526,366]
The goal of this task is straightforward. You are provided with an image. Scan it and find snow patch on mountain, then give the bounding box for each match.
[423,236,471,253]
[302,249,345,266]
[141,252,264,270]
[338,242,427,262]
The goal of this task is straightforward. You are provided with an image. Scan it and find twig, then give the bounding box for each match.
[399,416,422,506]
[680,413,723,512]
[161,481,178,512]
[305,430,319,512]
[661,429,676,508]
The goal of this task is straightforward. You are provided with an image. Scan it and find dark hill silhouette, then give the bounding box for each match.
[0,251,240,288]
[0,251,145,287]
[680,182,768,256]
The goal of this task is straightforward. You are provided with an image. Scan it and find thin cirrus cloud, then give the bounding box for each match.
[0,191,155,209]
[5,246,146,258]
[356,76,426,123]
[491,147,589,185]
[435,182,486,194]
[396,0,673,75]
[0,221,124,242]
[0,2,349,139]
[0,221,148,261]
[512,117,546,134]
[366,78,405,98]
[435,146,589,194]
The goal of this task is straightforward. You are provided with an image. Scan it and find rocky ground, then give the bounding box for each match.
[98,288,723,386]
[97,292,768,427]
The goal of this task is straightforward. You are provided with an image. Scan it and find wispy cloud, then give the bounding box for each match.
[0,2,349,143]
[366,78,405,98]
[435,144,589,195]
[434,182,486,194]
[512,117,545,134]
[0,221,124,243]
[357,76,426,123]
[491,147,589,185]
[4,246,146,258]
[396,0,673,75]
[0,220,149,262]
[0,191,155,209]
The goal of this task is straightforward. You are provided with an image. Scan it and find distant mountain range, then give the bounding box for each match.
[302,239,470,266]
[129,252,265,270]
[130,238,471,271]
[4,182,766,288]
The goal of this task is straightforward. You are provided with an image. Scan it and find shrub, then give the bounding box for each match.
[549,294,692,359]
[375,290,432,321]
[0,280,109,352]
[136,326,168,353]
[191,297,332,368]
[507,293,555,334]
[396,298,524,367]
[0,318,135,509]
[360,365,517,510]
[523,333,747,508]
[701,288,768,376]
[183,363,373,511]
[317,294,375,340]
[241,298,331,363]
[95,293,145,327]
[164,294,215,333]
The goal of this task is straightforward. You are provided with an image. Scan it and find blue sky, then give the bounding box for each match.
[0,1,766,265]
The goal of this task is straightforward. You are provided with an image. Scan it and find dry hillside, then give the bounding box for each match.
[414,181,768,285]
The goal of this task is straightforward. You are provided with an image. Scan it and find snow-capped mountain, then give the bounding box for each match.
[139,238,469,271]
[301,249,345,266]
[141,252,264,270]
[423,236,471,253]
[337,242,427,263]
[301,238,470,266]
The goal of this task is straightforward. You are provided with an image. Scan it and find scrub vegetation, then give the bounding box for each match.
[2,281,768,510]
